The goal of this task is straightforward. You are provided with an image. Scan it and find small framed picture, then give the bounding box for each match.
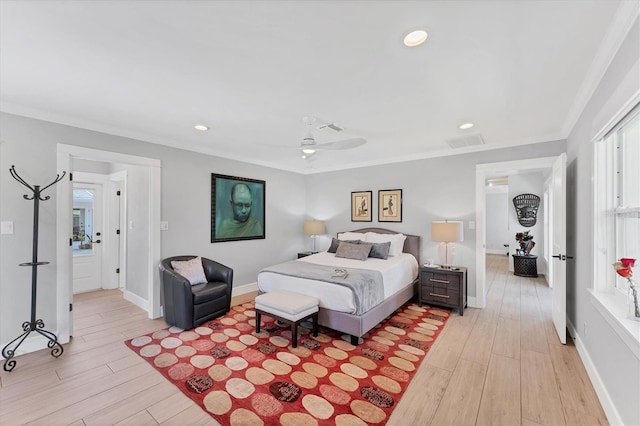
[378,189,402,222]
[351,191,372,222]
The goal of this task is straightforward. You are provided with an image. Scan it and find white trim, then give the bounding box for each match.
[0,334,53,360]
[232,282,259,297]
[123,289,149,311]
[110,171,128,290]
[567,318,623,426]
[56,150,72,344]
[591,90,640,143]
[57,144,161,167]
[148,166,162,319]
[467,296,478,309]
[486,249,508,256]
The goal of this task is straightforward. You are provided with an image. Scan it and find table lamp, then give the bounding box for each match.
[431,221,464,268]
[304,220,326,253]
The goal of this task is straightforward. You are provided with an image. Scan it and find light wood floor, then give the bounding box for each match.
[0,255,608,425]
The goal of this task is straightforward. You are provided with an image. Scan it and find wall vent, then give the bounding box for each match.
[446,133,485,149]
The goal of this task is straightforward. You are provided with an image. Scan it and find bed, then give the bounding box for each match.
[257,227,420,345]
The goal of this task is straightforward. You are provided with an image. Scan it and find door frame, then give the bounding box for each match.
[56,144,161,344]
[475,155,559,308]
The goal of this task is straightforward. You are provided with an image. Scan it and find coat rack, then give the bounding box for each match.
[2,165,66,372]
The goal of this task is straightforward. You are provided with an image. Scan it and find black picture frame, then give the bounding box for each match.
[211,173,265,243]
[351,191,373,222]
[378,189,402,222]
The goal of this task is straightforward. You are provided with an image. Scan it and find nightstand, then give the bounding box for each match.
[297,252,315,259]
[419,265,467,315]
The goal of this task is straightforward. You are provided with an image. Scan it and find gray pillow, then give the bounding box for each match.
[369,241,391,260]
[335,242,373,261]
[327,238,360,253]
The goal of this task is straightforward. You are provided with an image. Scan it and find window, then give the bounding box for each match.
[594,104,640,295]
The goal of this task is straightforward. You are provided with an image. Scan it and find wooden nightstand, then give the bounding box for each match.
[419,265,467,315]
[297,252,315,259]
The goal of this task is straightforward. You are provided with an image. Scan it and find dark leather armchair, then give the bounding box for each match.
[159,256,233,330]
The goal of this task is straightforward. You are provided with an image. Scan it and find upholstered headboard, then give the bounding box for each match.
[341,227,421,265]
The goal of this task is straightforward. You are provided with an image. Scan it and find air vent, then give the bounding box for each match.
[446,134,485,149]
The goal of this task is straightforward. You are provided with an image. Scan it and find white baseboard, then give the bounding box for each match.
[124,290,149,313]
[486,249,508,255]
[567,319,622,426]
[232,282,258,297]
[0,327,63,360]
[467,296,479,308]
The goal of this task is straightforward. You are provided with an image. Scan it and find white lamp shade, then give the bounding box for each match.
[431,221,464,243]
[304,220,326,236]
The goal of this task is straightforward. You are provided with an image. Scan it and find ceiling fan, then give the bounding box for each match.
[299,116,366,159]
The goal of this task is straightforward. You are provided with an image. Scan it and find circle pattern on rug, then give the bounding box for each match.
[125,301,449,425]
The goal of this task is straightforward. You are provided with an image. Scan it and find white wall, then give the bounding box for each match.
[508,171,547,275]
[485,189,510,255]
[305,141,566,300]
[566,17,639,426]
[0,112,307,352]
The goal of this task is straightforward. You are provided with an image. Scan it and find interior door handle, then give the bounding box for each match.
[552,254,562,259]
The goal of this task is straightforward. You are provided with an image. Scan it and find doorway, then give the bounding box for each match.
[476,154,567,344]
[56,144,161,344]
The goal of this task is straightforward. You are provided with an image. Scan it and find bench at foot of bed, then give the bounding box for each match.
[255,291,319,348]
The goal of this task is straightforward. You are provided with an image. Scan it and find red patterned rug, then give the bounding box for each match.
[125,300,450,425]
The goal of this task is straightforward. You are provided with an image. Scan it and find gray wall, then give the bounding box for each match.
[565,17,639,425]
[305,141,566,299]
[0,112,306,348]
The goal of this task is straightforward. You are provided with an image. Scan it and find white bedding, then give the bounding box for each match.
[257,251,419,314]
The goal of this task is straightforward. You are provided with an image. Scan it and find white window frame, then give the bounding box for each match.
[591,95,640,355]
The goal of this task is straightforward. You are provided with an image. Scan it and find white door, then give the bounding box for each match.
[551,153,567,344]
[72,183,104,293]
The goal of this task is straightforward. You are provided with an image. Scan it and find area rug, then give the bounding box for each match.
[125,301,450,425]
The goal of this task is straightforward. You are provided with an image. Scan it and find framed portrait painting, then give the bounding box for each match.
[211,173,265,242]
[378,189,402,222]
[351,191,372,222]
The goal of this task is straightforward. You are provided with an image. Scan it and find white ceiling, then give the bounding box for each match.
[0,1,636,174]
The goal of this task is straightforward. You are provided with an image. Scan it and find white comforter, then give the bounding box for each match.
[257,251,419,314]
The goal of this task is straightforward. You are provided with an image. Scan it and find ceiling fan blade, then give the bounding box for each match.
[315,137,366,150]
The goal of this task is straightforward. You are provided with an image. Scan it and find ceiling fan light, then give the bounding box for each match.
[302,147,316,154]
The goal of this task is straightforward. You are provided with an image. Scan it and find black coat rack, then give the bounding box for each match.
[2,165,66,372]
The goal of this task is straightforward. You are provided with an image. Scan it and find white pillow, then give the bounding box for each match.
[338,232,366,242]
[365,232,406,256]
[171,256,208,285]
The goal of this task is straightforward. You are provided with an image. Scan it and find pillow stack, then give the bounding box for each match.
[326,232,406,260]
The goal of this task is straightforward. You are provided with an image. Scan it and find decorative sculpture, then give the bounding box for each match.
[515,231,535,255]
[513,193,540,227]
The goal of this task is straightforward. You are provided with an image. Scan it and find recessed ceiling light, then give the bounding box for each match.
[403,30,428,47]
[194,124,209,131]
[459,123,474,130]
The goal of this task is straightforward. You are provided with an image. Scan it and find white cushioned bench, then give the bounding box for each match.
[254,291,319,348]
